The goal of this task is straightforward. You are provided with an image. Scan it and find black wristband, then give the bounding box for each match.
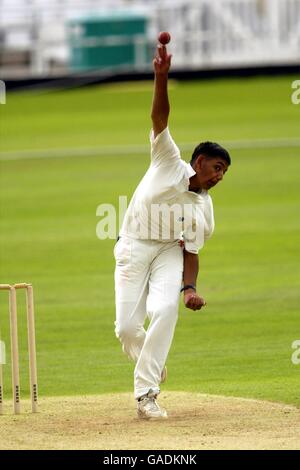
[180,284,196,293]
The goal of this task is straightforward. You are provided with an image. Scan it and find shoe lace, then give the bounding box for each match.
[145,395,160,412]
[139,390,159,409]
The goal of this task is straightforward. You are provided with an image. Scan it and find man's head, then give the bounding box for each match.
[190,141,231,191]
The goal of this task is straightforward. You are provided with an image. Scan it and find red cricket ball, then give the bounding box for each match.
[158,31,171,45]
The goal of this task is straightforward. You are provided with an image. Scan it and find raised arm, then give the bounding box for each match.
[151,44,172,139]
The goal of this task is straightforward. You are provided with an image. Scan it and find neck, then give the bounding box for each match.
[188,175,202,193]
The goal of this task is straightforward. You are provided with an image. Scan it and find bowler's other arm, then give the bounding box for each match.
[183,250,206,311]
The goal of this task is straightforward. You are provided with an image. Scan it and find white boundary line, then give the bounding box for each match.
[1,138,300,161]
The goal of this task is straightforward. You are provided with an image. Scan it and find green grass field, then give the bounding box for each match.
[0,76,299,407]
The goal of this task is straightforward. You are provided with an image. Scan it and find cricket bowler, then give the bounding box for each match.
[114,40,231,419]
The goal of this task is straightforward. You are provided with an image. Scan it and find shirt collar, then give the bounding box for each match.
[186,163,201,194]
[186,163,208,196]
[187,163,196,178]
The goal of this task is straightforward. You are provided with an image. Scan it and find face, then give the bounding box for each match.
[193,156,229,190]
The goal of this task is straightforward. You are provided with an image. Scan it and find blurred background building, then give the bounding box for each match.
[0,0,299,78]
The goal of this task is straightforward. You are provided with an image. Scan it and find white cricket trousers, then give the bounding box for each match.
[114,236,183,399]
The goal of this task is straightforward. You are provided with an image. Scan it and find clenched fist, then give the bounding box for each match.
[184,291,206,311]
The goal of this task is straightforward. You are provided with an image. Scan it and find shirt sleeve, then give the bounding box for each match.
[183,225,204,254]
[149,127,181,167]
[184,194,215,253]
[204,195,215,241]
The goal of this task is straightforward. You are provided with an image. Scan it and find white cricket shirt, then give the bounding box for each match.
[119,127,215,253]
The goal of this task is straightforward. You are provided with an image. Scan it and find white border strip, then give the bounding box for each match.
[0,340,5,365]
[1,138,300,161]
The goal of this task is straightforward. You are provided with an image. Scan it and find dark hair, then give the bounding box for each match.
[190,141,231,166]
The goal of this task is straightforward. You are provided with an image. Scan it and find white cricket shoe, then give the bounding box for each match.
[137,390,168,419]
[161,365,167,384]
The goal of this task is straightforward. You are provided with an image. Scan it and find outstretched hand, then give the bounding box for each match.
[153,44,172,75]
[184,292,207,311]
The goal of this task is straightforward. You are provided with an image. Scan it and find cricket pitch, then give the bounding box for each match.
[0,392,299,450]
